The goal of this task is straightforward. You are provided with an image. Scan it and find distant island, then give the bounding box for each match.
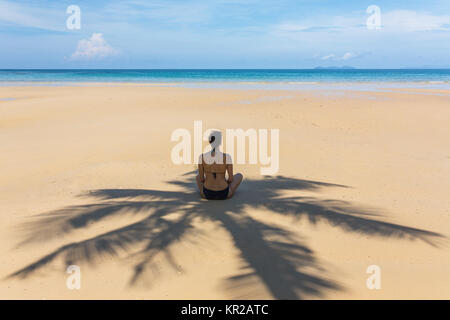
[314,66,356,70]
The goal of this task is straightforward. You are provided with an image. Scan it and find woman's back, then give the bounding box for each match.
[196,130,243,200]
[201,151,229,191]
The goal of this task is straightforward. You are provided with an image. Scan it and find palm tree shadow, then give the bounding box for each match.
[7,172,443,299]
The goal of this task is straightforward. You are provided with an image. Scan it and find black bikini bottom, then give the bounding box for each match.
[203,186,229,200]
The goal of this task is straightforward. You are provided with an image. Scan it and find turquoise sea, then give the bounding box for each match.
[1,70,450,91]
[1,69,450,83]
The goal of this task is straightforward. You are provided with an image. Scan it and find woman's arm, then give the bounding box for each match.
[225,153,233,184]
[226,163,233,184]
[198,162,205,182]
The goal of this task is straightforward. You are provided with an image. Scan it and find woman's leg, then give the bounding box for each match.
[196,174,206,199]
[227,173,243,198]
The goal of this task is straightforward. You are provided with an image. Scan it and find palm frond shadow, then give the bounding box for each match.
[8,172,443,299]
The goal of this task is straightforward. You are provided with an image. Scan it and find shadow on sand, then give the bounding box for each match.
[8,172,443,299]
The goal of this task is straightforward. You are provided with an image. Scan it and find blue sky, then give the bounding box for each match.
[0,0,449,68]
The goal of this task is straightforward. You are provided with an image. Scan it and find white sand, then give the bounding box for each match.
[0,86,449,299]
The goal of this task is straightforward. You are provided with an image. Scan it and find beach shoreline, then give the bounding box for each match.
[1,81,450,98]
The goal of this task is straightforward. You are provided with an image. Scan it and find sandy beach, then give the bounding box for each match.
[0,85,449,299]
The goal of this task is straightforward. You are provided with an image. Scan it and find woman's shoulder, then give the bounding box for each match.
[199,151,232,164]
[223,153,233,164]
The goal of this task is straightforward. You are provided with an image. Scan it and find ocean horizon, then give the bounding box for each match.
[1,69,450,85]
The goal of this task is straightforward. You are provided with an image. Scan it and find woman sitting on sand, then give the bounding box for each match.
[196,131,243,200]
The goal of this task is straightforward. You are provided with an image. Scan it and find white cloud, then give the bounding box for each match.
[272,10,450,37]
[321,54,335,60]
[341,52,356,60]
[0,0,62,31]
[320,52,358,61]
[274,23,310,32]
[70,33,117,61]
[383,10,450,32]
[103,0,212,24]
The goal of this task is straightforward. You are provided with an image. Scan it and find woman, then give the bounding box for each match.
[196,131,243,200]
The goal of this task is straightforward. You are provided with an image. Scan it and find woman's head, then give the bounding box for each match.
[208,130,222,150]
